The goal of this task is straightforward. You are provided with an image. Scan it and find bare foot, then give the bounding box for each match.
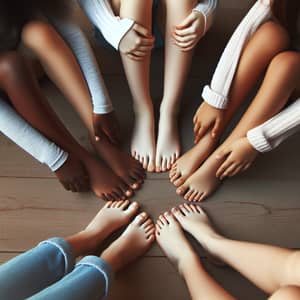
[66,200,139,256]
[81,151,133,201]
[176,152,224,202]
[101,212,155,272]
[93,111,120,145]
[156,212,197,274]
[172,204,221,254]
[156,111,180,173]
[131,110,156,172]
[91,135,145,190]
[55,153,90,192]
[170,131,218,187]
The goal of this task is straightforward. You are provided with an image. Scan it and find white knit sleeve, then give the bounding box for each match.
[52,19,113,114]
[247,99,300,152]
[193,0,218,35]
[0,98,68,172]
[202,0,272,109]
[78,0,135,50]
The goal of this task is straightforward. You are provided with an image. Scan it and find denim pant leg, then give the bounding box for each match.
[0,238,75,300]
[30,256,113,300]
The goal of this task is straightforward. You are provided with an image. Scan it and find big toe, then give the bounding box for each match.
[176,184,189,196]
[148,160,156,173]
[174,176,186,187]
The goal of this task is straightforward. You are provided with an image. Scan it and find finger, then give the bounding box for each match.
[138,45,154,52]
[174,26,195,37]
[176,13,197,29]
[133,23,152,37]
[212,118,222,138]
[132,50,148,57]
[127,53,144,61]
[215,148,231,161]
[173,33,197,43]
[174,40,196,49]
[242,163,252,172]
[180,43,198,52]
[140,37,155,46]
[229,164,244,177]
[224,163,239,178]
[195,125,208,143]
[193,122,201,134]
[216,160,234,179]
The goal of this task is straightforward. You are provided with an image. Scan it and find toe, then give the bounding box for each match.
[134,212,148,225]
[183,203,192,212]
[159,215,168,225]
[174,176,186,187]
[184,190,193,201]
[171,172,181,184]
[120,200,130,209]
[127,201,139,213]
[176,184,189,196]
[188,191,198,202]
[163,211,175,224]
[166,158,172,171]
[155,156,162,173]
[143,156,149,170]
[189,204,198,212]
[104,201,113,208]
[148,159,156,173]
[179,204,189,215]
[171,207,184,221]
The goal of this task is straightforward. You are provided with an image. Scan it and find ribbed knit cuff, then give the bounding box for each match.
[76,256,113,297]
[202,85,228,109]
[93,103,114,114]
[247,128,272,153]
[48,149,69,172]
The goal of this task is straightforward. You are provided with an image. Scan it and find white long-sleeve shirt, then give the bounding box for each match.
[78,0,219,50]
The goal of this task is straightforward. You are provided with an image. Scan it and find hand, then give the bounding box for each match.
[173,11,205,51]
[93,111,120,145]
[193,102,225,143]
[119,23,155,61]
[215,138,259,180]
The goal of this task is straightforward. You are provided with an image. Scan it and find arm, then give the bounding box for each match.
[247,98,300,152]
[78,0,135,50]
[202,0,273,109]
[0,97,68,172]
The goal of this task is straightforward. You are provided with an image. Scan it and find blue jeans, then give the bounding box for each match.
[0,238,113,300]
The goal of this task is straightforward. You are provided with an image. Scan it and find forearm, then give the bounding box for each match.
[180,254,235,300]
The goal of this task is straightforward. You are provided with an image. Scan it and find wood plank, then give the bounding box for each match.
[1,177,300,253]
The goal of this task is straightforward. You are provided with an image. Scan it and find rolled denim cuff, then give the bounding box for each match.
[38,238,75,276]
[76,256,113,297]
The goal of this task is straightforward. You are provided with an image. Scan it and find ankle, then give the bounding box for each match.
[159,100,180,116]
[178,251,202,276]
[66,230,94,257]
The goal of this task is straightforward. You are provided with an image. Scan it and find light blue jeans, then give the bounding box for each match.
[0,238,113,300]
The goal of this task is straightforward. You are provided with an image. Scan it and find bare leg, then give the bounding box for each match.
[0,51,132,200]
[269,286,300,300]
[172,204,300,295]
[156,211,235,300]
[170,21,289,187]
[112,0,156,172]
[155,0,197,172]
[22,21,145,191]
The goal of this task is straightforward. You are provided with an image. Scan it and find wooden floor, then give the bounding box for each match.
[1,2,300,299]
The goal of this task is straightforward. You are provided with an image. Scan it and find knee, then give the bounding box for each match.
[0,51,23,81]
[270,286,300,300]
[22,21,58,51]
[256,21,290,54]
[269,51,300,78]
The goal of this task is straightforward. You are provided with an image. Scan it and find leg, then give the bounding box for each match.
[269,286,300,300]
[177,55,300,202]
[171,21,289,188]
[113,0,156,172]
[0,51,132,200]
[0,200,139,299]
[155,0,198,172]
[172,204,300,295]
[156,211,235,300]
[30,212,155,300]
[22,20,145,190]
